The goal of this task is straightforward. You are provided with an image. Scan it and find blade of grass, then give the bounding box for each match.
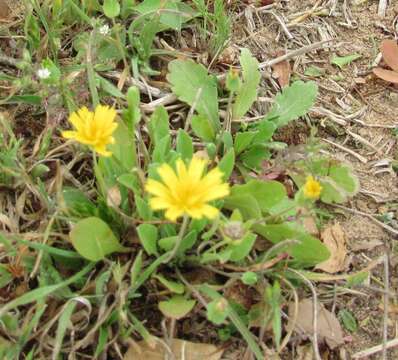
[130,253,169,294]
[87,30,99,107]
[0,263,94,318]
[52,301,78,360]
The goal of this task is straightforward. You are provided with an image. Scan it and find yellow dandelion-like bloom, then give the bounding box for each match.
[62,105,118,157]
[145,157,230,222]
[303,175,322,200]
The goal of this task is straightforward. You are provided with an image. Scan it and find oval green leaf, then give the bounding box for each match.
[70,217,123,261]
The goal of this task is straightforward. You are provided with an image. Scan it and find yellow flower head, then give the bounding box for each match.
[62,105,118,157]
[303,176,322,200]
[145,157,230,222]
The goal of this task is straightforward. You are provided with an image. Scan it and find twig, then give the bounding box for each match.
[382,254,389,360]
[263,10,293,40]
[258,39,334,69]
[333,204,398,237]
[322,138,368,163]
[352,338,398,359]
[378,0,388,17]
[289,269,321,360]
[346,130,381,154]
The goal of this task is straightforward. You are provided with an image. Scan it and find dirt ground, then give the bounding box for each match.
[235,1,398,358]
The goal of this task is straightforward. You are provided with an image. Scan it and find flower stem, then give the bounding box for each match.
[92,151,107,198]
[163,215,190,264]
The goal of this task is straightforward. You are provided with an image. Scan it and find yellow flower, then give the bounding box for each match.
[62,105,118,157]
[145,157,230,222]
[303,176,322,200]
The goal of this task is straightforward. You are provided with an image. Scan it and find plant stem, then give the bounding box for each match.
[163,215,190,264]
[92,151,106,198]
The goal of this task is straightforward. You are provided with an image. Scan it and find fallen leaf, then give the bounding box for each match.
[316,223,347,273]
[372,67,398,84]
[0,0,10,20]
[124,338,224,360]
[380,39,398,72]
[272,52,291,88]
[351,239,383,251]
[287,298,344,349]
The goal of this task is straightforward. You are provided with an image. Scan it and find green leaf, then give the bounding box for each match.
[137,224,158,256]
[99,76,125,98]
[148,106,169,145]
[134,0,194,31]
[176,129,193,160]
[229,180,287,214]
[69,217,124,261]
[218,148,235,180]
[103,0,120,18]
[167,59,220,131]
[135,195,153,220]
[6,95,42,106]
[319,178,348,204]
[154,274,185,294]
[233,49,261,119]
[117,173,140,194]
[252,120,277,143]
[158,236,178,251]
[158,295,196,319]
[328,164,359,196]
[253,223,330,266]
[228,233,257,262]
[207,298,229,325]
[338,309,357,332]
[224,194,262,220]
[191,114,215,142]
[101,121,137,175]
[265,81,318,127]
[304,65,325,77]
[241,145,271,169]
[234,131,257,155]
[61,188,97,218]
[241,271,258,285]
[331,54,361,69]
[152,135,171,163]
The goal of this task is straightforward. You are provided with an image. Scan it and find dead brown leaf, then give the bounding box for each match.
[287,299,344,349]
[272,51,291,88]
[372,67,398,84]
[316,223,347,273]
[373,40,398,83]
[0,0,10,20]
[351,239,383,252]
[380,39,398,72]
[123,338,224,360]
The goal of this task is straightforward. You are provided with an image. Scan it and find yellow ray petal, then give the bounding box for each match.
[188,156,207,182]
[157,163,179,190]
[145,179,172,198]
[61,130,78,139]
[149,197,171,210]
[165,206,184,222]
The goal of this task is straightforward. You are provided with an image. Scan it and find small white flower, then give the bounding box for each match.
[99,24,110,36]
[37,68,51,79]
